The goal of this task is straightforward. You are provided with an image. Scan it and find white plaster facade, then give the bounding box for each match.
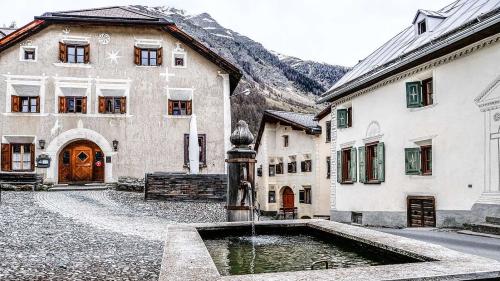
[328,34,500,227]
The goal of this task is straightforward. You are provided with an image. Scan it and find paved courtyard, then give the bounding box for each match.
[0,190,225,280]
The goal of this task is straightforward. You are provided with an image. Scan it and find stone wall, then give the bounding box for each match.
[116,176,144,192]
[144,173,227,201]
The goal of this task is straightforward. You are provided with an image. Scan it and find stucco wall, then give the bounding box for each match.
[0,24,231,182]
[331,36,500,220]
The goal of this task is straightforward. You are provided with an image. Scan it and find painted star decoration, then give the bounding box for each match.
[106,50,121,64]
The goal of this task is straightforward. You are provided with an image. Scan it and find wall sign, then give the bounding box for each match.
[106,156,112,163]
[36,154,51,168]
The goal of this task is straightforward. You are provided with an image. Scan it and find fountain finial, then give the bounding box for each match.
[230,120,254,147]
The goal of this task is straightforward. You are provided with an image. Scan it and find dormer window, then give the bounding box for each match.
[417,19,427,35]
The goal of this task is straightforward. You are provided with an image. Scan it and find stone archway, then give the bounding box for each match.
[45,128,114,184]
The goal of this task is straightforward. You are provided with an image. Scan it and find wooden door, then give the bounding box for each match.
[58,140,104,184]
[407,196,436,227]
[282,187,294,209]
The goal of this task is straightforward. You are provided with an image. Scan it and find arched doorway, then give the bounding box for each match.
[58,140,105,184]
[282,187,294,209]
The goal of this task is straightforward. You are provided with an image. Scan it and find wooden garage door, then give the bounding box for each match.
[407,196,436,227]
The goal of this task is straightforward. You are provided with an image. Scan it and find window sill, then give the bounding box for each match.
[340,181,355,185]
[408,103,437,112]
[183,164,208,168]
[19,59,37,63]
[135,65,160,68]
[53,62,92,68]
[364,181,382,185]
[2,113,49,117]
[52,113,133,118]
[172,65,187,69]
[163,115,192,119]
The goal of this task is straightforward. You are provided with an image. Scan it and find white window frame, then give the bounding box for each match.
[53,76,92,115]
[172,43,187,69]
[3,74,47,115]
[95,78,132,117]
[19,45,38,62]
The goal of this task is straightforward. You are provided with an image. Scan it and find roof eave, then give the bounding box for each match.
[319,13,500,104]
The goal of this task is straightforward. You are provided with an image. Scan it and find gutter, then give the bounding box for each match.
[318,9,500,104]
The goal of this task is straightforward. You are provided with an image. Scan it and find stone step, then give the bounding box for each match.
[48,186,108,192]
[486,216,500,225]
[469,222,500,236]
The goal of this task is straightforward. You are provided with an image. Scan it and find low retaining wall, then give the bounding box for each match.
[116,177,144,192]
[144,173,227,201]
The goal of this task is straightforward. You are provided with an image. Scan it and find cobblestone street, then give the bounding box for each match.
[0,190,225,280]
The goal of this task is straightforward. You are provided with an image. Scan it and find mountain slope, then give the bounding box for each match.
[129,6,350,134]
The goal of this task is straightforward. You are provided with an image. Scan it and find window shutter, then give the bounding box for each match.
[58,96,66,113]
[134,46,140,65]
[83,44,90,64]
[98,97,106,113]
[59,42,67,63]
[337,151,342,183]
[81,97,87,114]
[301,161,306,172]
[120,97,127,114]
[35,96,40,113]
[200,135,207,164]
[186,100,192,115]
[1,144,11,171]
[405,147,421,175]
[30,143,35,171]
[406,81,422,108]
[337,109,348,128]
[376,142,385,182]
[350,147,357,182]
[358,146,366,183]
[11,95,20,112]
[168,100,173,115]
[157,47,163,65]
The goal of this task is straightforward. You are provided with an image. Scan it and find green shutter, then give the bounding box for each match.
[337,109,348,128]
[350,147,357,182]
[376,142,385,182]
[337,151,342,183]
[406,81,422,108]
[405,147,421,175]
[358,146,366,183]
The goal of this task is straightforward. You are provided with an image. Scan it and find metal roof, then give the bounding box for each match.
[265,110,320,130]
[320,0,500,103]
[0,28,16,38]
[40,6,169,23]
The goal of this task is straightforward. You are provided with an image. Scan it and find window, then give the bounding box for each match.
[59,96,87,113]
[183,134,207,166]
[268,164,276,177]
[283,135,289,147]
[406,78,433,108]
[337,107,352,128]
[287,161,297,173]
[276,162,284,174]
[174,54,185,67]
[417,19,427,35]
[168,100,192,116]
[257,165,263,177]
[299,188,311,204]
[134,47,162,66]
[336,148,356,183]
[301,160,312,172]
[11,96,39,113]
[24,49,35,60]
[405,145,432,176]
[1,143,34,171]
[268,191,276,203]
[351,212,363,225]
[325,121,331,142]
[358,142,385,183]
[326,156,331,179]
[98,97,126,114]
[59,42,89,64]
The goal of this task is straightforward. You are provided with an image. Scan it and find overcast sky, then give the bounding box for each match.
[1,0,452,66]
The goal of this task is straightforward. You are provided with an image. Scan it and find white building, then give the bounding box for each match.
[254,110,331,219]
[319,0,500,227]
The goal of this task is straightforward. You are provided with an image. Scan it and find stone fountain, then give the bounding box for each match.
[226,120,256,222]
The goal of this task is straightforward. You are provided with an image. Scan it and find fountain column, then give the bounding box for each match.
[226,120,256,222]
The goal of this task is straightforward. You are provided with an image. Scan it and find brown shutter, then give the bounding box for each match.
[35,96,40,113]
[30,143,35,171]
[187,100,192,115]
[134,46,140,65]
[84,44,90,64]
[157,47,163,66]
[59,42,67,63]
[82,97,87,114]
[184,134,189,165]
[120,97,126,114]
[98,97,106,113]
[11,95,20,112]
[200,135,206,165]
[1,144,11,171]
[58,96,66,113]
[168,100,173,115]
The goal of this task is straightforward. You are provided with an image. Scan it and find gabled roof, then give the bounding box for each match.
[319,0,500,103]
[0,6,242,93]
[412,9,447,24]
[254,110,321,152]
